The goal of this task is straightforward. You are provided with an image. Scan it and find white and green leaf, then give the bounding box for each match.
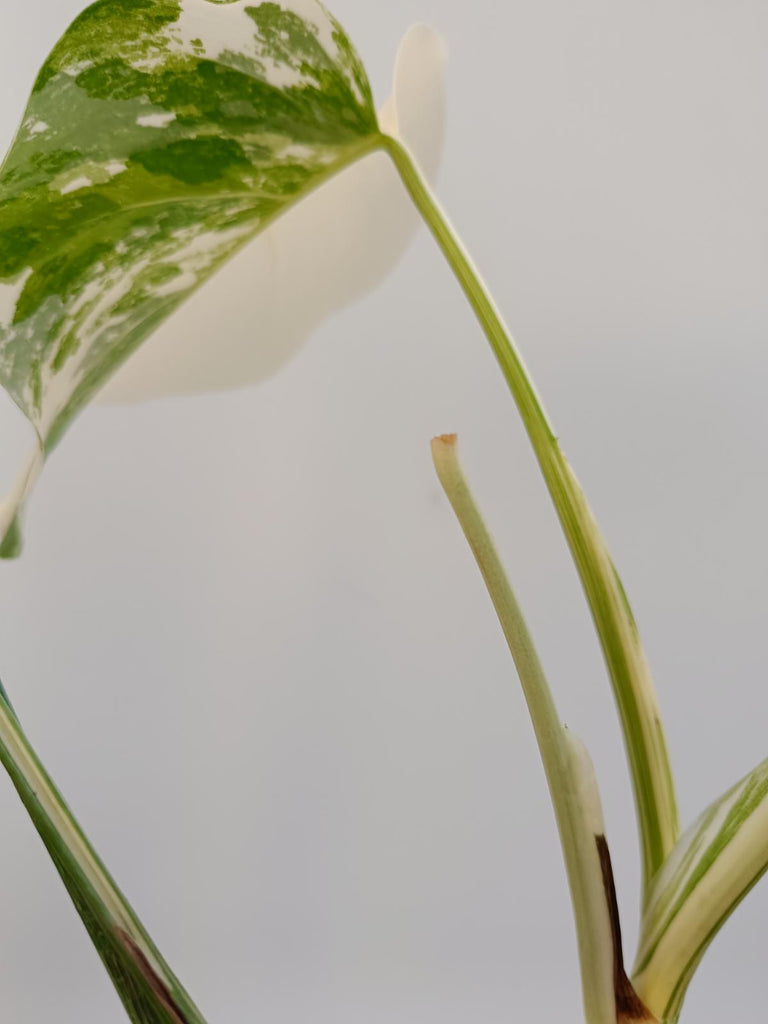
[0,683,207,1023]
[0,0,387,554]
[98,22,446,403]
[633,758,768,1022]
[431,435,655,1024]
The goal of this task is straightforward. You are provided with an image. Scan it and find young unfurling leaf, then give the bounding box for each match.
[633,757,768,1022]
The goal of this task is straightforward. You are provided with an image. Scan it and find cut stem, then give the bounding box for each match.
[387,133,678,900]
[431,434,618,1024]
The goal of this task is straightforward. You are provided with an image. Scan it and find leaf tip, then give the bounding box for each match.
[0,515,23,560]
[0,446,44,559]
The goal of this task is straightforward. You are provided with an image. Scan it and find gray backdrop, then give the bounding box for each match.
[1,1,766,1020]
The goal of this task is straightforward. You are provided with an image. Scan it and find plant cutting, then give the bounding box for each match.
[0,2,764,1022]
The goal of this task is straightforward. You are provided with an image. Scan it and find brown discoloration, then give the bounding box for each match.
[434,433,458,446]
[116,928,190,1024]
[595,836,658,1024]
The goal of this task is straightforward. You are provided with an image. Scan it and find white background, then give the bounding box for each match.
[1,1,767,1020]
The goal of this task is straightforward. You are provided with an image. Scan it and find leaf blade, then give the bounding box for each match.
[0,0,383,549]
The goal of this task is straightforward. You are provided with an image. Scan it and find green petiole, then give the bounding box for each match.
[382,132,679,902]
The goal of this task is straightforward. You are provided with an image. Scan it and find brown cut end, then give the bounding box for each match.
[116,928,190,1024]
[617,977,658,1023]
[595,836,658,1024]
[432,433,458,447]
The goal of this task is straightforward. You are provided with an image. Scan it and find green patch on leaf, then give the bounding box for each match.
[131,136,250,185]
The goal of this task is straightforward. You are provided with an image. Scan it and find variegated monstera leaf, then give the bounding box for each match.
[0,0,444,555]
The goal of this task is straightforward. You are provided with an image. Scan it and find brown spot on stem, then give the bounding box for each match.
[116,928,190,1024]
[595,836,658,1024]
[434,433,458,446]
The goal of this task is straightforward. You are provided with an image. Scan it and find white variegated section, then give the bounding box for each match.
[62,59,95,78]
[633,759,768,1020]
[136,112,177,128]
[54,160,128,195]
[39,221,256,436]
[559,730,617,1024]
[169,2,264,63]
[166,0,343,91]
[99,24,446,401]
[565,730,607,837]
[24,119,50,139]
[59,176,95,194]
[639,783,741,947]
[282,0,339,54]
